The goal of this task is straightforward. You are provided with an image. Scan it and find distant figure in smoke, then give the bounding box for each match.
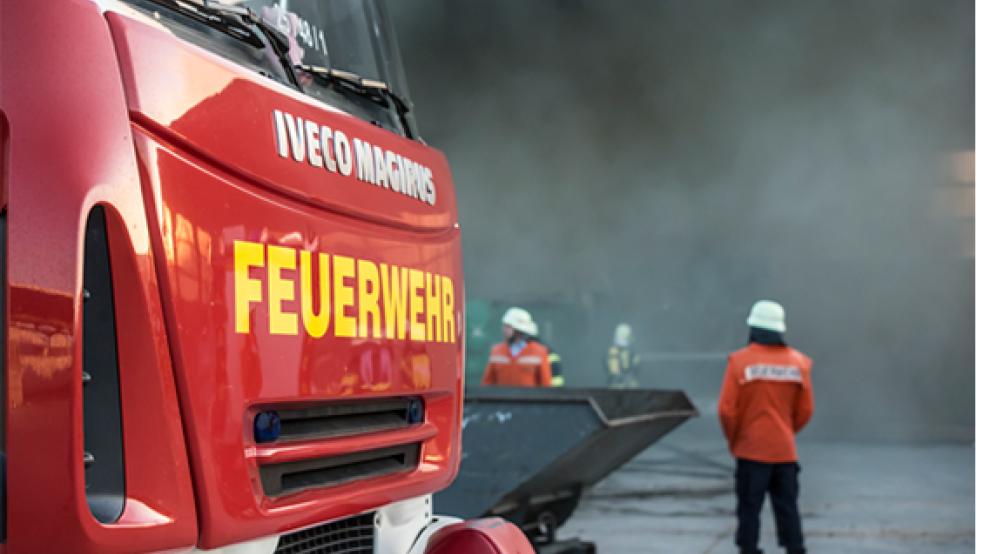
[606,323,640,388]
[718,300,814,554]
[528,321,565,387]
[481,307,552,387]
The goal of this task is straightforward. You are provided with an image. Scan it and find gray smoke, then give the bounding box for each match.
[388,0,974,442]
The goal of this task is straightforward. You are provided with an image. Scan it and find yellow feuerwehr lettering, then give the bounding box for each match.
[408,269,426,341]
[380,264,409,340]
[300,250,331,338]
[267,245,298,335]
[441,275,455,343]
[234,240,264,334]
[233,240,455,344]
[424,272,442,342]
[333,255,356,337]
[357,259,382,338]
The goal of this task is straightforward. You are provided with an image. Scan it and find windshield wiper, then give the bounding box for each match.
[296,64,412,135]
[143,0,298,85]
[142,0,261,46]
[295,64,411,125]
[200,1,292,56]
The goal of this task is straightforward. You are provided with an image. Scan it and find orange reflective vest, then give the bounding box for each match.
[718,343,814,463]
[481,341,552,387]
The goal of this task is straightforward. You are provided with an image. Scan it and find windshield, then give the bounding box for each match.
[124,0,417,137]
[225,0,415,134]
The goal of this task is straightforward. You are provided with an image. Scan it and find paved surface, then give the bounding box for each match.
[559,415,974,553]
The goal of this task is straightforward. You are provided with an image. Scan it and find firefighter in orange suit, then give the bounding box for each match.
[718,300,813,554]
[481,307,553,387]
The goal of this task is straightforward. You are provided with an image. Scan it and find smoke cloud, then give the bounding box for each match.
[388,0,974,441]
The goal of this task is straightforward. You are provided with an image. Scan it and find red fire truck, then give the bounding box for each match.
[0,1,532,552]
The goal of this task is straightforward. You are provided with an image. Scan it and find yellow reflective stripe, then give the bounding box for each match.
[547,353,562,363]
[608,351,621,374]
[551,376,566,387]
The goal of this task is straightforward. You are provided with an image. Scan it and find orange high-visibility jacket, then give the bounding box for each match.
[718,343,814,463]
[481,341,553,387]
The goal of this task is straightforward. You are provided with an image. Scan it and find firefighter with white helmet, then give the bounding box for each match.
[606,323,641,388]
[481,307,552,387]
[719,300,814,554]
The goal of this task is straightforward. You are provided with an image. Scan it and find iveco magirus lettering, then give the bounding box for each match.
[273,109,438,206]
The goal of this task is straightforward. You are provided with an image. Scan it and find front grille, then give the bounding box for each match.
[260,443,421,497]
[276,398,421,442]
[276,512,375,554]
[254,397,424,445]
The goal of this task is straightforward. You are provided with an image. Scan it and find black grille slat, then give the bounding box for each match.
[276,513,375,554]
[283,526,373,549]
[281,411,408,440]
[281,452,405,492]
[260,443,421,497]
[281,527,369,547]
[292,540,373,554]
[273,398,416,443]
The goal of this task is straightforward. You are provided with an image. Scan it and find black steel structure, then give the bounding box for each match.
[435,387,698,548]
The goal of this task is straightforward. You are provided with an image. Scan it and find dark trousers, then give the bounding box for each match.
[735,458,805,553]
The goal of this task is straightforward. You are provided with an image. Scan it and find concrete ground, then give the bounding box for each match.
[559,415,974,553]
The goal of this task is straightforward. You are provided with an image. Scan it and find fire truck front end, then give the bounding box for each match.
[0,1,529,552]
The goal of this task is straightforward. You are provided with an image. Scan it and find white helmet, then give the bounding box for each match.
[746,300,786,333]
[502,307,537,336]
[529,321,540,337]
[614,323,633,346]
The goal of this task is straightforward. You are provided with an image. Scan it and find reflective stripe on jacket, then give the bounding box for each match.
[531,338,564,387]
[718,343,814,463]
[481,341,552,387]
[607,346,638,375]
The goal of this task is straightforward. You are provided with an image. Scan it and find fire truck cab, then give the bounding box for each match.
[0,1,529,552]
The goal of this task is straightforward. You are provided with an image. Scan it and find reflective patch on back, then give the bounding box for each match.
[743,364,802,383]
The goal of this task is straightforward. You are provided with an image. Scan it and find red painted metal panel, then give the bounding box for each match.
[1,1,197,552]
[108,8,464,549]
[109,10,458,233]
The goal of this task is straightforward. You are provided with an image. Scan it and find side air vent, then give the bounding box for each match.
[260,443,420,498]
[254,397,424,444]
[275,512,375,554]
[82,206,125,523]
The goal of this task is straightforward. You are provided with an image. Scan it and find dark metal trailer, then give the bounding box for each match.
[435,387,699,551]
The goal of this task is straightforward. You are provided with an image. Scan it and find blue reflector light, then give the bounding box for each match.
[254,411,281,443]
[407,398,424,424]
